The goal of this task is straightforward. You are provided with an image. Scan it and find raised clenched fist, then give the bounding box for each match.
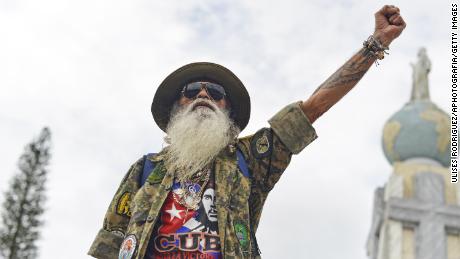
[373,5,406,47]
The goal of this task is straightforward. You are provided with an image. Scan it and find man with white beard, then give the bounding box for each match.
[89,5,405,259]
[165,97,239,183]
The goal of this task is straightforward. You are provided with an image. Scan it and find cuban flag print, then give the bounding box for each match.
[145,180,222,259]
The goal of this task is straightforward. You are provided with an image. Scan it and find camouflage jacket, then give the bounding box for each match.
[88,102,318,259]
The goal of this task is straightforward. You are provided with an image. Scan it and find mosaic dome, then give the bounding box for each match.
[382,100,450,167]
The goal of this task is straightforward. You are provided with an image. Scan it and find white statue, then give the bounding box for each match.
[410,47,431,101]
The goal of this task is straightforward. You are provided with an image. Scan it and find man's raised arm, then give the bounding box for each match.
[301,5,406,123]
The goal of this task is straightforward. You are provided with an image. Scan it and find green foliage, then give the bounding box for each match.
[0,127,52,259]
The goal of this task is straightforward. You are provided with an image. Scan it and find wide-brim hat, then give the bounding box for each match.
[151,62,251,132]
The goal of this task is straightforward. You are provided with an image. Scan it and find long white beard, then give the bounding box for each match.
[164,98,239,182]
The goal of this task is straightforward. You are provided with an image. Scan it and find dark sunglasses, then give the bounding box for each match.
[181,82,226,101]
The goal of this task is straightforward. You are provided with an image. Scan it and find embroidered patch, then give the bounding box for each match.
[250,129,272,159]
[119,234,137,259]
[256,135,269,154]
[234,221,250,250]
[146,164,166,184]
[116,192,132,217]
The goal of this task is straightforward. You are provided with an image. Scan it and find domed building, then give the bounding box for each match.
[366,48,460,259]
[382,100,449,167]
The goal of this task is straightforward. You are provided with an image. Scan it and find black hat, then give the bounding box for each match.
[151,62,251,132]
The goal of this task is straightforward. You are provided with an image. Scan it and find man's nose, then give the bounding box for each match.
[196,88,211,99]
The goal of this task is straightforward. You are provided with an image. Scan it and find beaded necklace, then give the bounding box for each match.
[173,167,211,211]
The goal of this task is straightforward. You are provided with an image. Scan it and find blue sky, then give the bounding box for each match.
[0,0,451,258]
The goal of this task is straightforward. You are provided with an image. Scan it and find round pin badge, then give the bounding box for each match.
[119,234,137,259]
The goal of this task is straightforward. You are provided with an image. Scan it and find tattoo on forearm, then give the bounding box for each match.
[312,48,374,94]
[302,48,377,123]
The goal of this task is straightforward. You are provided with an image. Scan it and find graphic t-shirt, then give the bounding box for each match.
[144,173,222,259]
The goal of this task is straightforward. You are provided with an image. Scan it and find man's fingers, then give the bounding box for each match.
[388,13,406,26]
[394,16,404,26]
[386,5,400,13]
[389,14,404,24]
[389,14,398,24]
[384,7,400,18]
[397,16,407,29]
[375,5,400,18]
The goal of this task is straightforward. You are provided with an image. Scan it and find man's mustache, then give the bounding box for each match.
[189,98,217,112]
